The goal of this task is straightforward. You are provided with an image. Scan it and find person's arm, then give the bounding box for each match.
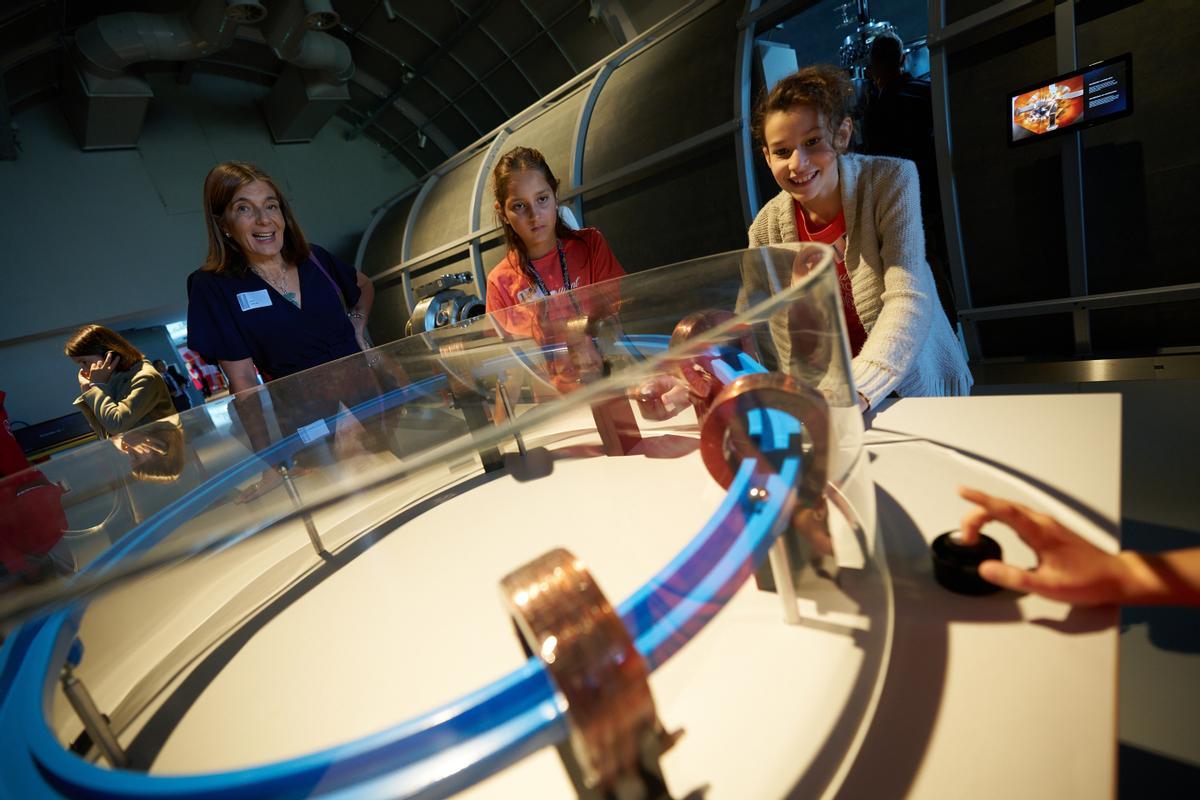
[350,270,375,351]
[221,358,283,501]
[222,358,268,449]
[78,366,170,435]
[850,160,935,408]
[958,487,1200,607]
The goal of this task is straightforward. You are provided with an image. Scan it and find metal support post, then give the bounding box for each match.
[61,664,129,769]
[279,464,324,554]
[1055,0,1091,354]
[495,378,527,456]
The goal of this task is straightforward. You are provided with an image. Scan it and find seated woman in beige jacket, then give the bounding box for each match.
[65,325,175,438]
[748,65,972,412]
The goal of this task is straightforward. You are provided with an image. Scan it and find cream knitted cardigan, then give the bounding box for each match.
[748,153,973,407]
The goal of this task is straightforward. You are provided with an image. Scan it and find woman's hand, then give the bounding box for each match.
[349,313,370,352]
[88,352,119,385]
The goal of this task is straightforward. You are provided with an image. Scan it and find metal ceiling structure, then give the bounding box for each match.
[0,0,668,172]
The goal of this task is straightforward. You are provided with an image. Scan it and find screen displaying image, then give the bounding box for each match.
[1009,54,1132,144]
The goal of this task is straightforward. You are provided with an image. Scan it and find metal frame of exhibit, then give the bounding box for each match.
[360,0,756,316]
[358,0,805,319]
[927,0,1200,367]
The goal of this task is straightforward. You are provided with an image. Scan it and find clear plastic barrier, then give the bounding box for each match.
[0,244,889,800]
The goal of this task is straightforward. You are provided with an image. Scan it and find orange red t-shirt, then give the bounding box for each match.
[484,228,626,392]
[793,202,868,356]
[485,228,625,311]
[485,227,625,340]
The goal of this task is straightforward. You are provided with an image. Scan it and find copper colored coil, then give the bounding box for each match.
[669,310,762,417]
[500,548,673,791]
[698,372,829,506]
[669,309,760,361]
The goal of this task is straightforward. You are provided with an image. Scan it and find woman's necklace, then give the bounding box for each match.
[252,263,300,308]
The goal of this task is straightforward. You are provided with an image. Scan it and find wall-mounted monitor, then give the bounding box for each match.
[1008,53,1133,145]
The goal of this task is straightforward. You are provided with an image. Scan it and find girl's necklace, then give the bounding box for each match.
[252,264,300,308]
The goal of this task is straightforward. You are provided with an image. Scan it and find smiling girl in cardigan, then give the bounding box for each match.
[749,65,972,412]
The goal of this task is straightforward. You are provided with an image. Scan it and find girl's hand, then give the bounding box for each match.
[88,352,119,385]
[634,375,691,421]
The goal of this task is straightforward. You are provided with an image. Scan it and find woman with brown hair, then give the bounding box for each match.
[186,161,374,388]
[65,324,174,438]
[185,162,377,500]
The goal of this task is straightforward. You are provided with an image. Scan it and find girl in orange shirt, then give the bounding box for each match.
[485,147,625,318]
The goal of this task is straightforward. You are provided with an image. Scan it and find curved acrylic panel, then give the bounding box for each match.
[0,244,887,800]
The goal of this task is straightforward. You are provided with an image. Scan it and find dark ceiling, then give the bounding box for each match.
[0,0,674,176]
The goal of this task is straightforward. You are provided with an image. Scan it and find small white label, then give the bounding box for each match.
[516,286,545,304]
[296,418,331,444]
[237,290,273,311]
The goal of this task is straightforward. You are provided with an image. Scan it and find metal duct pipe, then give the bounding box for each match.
[264,0,353,83]
[74,0,266,79]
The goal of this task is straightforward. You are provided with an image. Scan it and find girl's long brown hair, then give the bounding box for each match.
[64,325,143,372]
[200,162,310,276]
[491,147,577,256]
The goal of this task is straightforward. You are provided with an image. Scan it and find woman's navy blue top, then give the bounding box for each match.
[186,245,362,381]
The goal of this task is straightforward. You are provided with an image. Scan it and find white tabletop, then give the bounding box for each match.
[849,394,1121,799]
[61,394,1121,799]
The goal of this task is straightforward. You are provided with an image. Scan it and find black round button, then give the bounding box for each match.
[931,531,1003,595]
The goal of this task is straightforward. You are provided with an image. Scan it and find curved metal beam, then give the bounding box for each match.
[351,67,456,154]
[568,67,610,227]
[450,0,541,100]
[399,174,442,314]
[469,129,513,299]
[353,183,420,274]
[346,28,487,138]
[347,0,504,140]
[518,0,580,73]
[734,0,760,226]
[392,8,514,118]
[389,1,588,157]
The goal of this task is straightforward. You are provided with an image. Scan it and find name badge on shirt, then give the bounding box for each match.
[516,286,545,304]
[237,289,273,311]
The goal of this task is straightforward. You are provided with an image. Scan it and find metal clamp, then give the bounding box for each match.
[61,657,129,769]
[501,548,679,800]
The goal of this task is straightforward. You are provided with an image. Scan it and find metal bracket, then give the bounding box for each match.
[439,342,506,472]
[279,464,324,555]
[61,663,129,768]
